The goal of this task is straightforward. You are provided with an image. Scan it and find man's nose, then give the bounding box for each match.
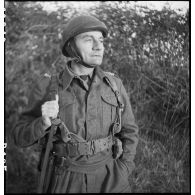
[92,40,102,50]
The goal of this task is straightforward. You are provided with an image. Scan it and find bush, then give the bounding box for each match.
[5,2,189,193]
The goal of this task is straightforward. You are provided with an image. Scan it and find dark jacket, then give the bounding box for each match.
[12,63,139,193]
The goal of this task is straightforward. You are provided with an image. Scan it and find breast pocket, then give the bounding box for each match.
[101,92,118,133]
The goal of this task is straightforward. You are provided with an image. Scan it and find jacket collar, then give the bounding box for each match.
[58,61,75,90]
[59,61,108,90]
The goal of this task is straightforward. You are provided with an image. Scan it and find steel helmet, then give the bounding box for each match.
[61,15,108,57]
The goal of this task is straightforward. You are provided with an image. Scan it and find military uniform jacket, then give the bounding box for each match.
[12,63,139,193]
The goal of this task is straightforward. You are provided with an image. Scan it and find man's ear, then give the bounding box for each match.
[70,38,83,61]
[64,39,80,59]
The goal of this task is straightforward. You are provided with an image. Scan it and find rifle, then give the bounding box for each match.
[37,75,59,193]
[37,118,62,193]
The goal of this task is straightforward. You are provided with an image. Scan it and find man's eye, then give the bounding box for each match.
[86,39,92,42]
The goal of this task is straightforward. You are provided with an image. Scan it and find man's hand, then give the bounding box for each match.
[41,94,59,130]
[113,138,123,159]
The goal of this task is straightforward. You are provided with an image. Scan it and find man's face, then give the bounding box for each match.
[75,31,104,66]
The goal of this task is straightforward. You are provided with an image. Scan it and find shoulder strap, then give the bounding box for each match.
[104,72,118,91]
[104,72,124,135]
[104,72,124,109]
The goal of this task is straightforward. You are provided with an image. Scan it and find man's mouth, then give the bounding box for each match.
[91,55,102,57]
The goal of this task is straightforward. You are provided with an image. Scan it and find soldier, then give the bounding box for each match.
[12,15,139,193]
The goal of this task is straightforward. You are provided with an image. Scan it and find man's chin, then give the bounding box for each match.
[84,60,102,67]
[91,63,102,67]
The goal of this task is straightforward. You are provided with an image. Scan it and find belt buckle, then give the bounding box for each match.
[66,142,78,157]
[93,139,101,154]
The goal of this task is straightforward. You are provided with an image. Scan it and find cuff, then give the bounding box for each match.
[33,117,49,139]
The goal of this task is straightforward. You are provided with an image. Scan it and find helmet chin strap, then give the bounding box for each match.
[72,57,96,69]
[68,38,98,69]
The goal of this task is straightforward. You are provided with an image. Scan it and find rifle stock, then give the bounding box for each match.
[37,124,57,193]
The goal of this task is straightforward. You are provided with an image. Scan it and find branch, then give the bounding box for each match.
[26,24,49,32]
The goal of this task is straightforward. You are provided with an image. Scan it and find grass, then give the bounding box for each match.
[6,170,38,193]
[6,130,190,193]
[129,133,190,193]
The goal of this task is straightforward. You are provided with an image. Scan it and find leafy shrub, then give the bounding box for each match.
[5,1,189,193]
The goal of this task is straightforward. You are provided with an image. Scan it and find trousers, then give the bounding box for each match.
[41,155,131,193]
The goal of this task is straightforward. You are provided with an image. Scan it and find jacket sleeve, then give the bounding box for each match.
[11,75,51,148]
[117,78,139,175]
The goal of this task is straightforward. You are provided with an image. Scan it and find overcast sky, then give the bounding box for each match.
[39,1,189,14]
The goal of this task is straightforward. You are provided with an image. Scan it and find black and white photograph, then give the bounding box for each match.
[5,1,190,193]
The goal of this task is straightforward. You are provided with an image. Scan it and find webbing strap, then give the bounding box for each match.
[52,135,113,157]
[104,73,124,109]
[104,73,124,134]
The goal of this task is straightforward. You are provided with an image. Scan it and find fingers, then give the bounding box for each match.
[41,94,59,130]
[42,108,59,118]
[41,99,59,119]
[42,115,51,129]
[43,101,59,109]
[115,139,123,159]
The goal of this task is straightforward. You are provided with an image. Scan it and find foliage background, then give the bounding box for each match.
[5,1,190,193]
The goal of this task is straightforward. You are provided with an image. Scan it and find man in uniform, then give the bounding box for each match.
[12,15,139,193]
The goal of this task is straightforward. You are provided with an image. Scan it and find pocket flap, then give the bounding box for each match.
[101,93,118,107]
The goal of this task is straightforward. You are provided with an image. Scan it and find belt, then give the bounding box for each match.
[53,152,113,174]
[53,135,113,158]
